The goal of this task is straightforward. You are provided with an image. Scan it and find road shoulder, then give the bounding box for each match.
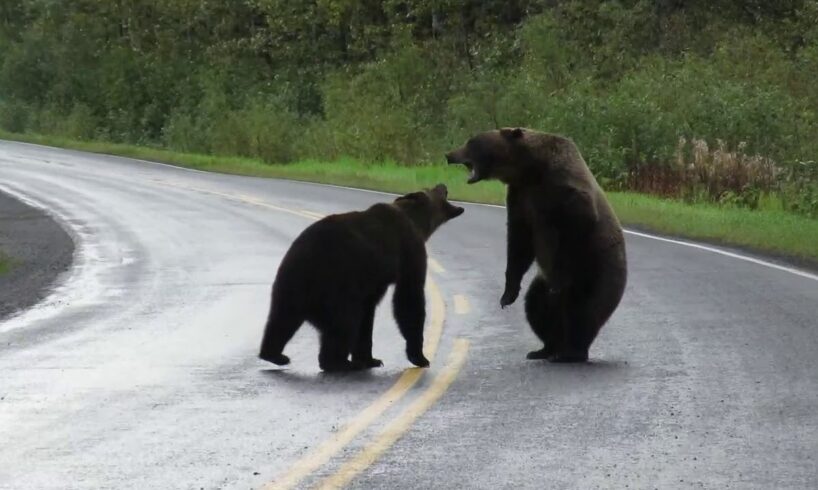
[0,190,74,319]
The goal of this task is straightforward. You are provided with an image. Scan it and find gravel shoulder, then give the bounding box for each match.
[0,190,74,319]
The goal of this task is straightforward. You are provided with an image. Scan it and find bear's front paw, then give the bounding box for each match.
[319,359,356,372]
[526,347,552,360]
[500,287,520,308]
[260,352,291,366]
[407,352,430,368]
[352,357,384,369]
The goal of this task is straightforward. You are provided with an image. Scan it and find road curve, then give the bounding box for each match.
[1,140,816,489]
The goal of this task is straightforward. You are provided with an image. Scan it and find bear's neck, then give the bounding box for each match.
[500,161,542,186]
[394,204,433,240]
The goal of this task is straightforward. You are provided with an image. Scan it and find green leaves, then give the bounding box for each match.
[0,0,816,215]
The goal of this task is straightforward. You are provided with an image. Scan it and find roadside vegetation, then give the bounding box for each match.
[0,254,11,276]
[3,130,817,264]
[0,1,816,262]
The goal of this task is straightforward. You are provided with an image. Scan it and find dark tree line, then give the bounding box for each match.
[1,1,816,214]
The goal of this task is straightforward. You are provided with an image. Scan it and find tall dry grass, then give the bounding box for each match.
[629,137,780,209]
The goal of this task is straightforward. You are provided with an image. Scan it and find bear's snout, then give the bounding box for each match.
[445,149,466,165]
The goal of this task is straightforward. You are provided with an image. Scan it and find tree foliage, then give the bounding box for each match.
[1,0,817,214]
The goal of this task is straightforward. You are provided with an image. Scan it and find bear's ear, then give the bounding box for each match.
[500,128,524,140]
[432,183,448,198]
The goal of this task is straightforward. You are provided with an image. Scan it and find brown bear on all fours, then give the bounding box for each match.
[259,184,464,372]
[446,128,627,362]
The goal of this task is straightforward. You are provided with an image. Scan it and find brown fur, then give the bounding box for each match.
[447,128,627,362]
[259,184,464,372]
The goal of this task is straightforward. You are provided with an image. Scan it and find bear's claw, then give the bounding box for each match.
[407,353,430,368]
[500,287,520,308]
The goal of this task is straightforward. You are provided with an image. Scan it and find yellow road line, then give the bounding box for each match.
[155,181,318,221]
[453,294,471,315]
[423,278,445,361]
[300,210,326,220]
[428,258,445,275]
[315,339,471,490]
[262,369,423,490]
[263,275,445,490]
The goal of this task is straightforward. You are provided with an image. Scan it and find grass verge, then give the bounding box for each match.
[0,255,11,276]
[2,130,816,265]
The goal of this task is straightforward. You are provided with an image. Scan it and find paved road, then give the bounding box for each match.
[1,140,816,489]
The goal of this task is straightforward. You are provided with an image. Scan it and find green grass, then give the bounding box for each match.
[2,130,816,264]
[608,193,818,262]
[0,255,11,276]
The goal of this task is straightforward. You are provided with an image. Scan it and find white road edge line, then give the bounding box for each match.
[4,139,815,282]
[624,230,818,282]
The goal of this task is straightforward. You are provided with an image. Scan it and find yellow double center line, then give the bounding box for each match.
[153,180,470,488]
[265,276,449,490]
[314,339,470,489]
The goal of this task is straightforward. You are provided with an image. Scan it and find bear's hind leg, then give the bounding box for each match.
[393,277,430,368]
[550,269,626,363]
[259,304,304,366]
[524,275,558,360]
[548,285,595,363]
[316,304,367,372]
[318,330,355,372]
[351,296,384,369]
[549,322,592,363]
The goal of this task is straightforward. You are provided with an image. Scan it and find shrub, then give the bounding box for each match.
[780,160,818,217]
[162,111,210,154]
[57,104,97,140]
[208,98,303,164]
[0,100,30,133]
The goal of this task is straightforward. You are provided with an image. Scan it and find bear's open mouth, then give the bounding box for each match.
[466,164,486,184]
[452,160,482,184]
[467,167,479,184]
[445,152,484,184]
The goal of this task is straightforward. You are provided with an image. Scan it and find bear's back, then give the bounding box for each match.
[529,132,624,249]
[276,204,417,298]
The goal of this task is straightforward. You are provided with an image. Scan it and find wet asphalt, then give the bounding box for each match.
[0,188,74,319]
[0,140,816,489]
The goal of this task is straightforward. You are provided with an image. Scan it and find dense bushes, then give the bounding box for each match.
[0,1,816,216]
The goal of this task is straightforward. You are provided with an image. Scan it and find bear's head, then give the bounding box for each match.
[445,128,530,185]
[393,184,464,239]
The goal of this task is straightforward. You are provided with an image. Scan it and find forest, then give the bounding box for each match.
[1,0,816,216]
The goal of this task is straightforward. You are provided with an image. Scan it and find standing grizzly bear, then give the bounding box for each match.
[446,128,627,362]
[259,184,464,372]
